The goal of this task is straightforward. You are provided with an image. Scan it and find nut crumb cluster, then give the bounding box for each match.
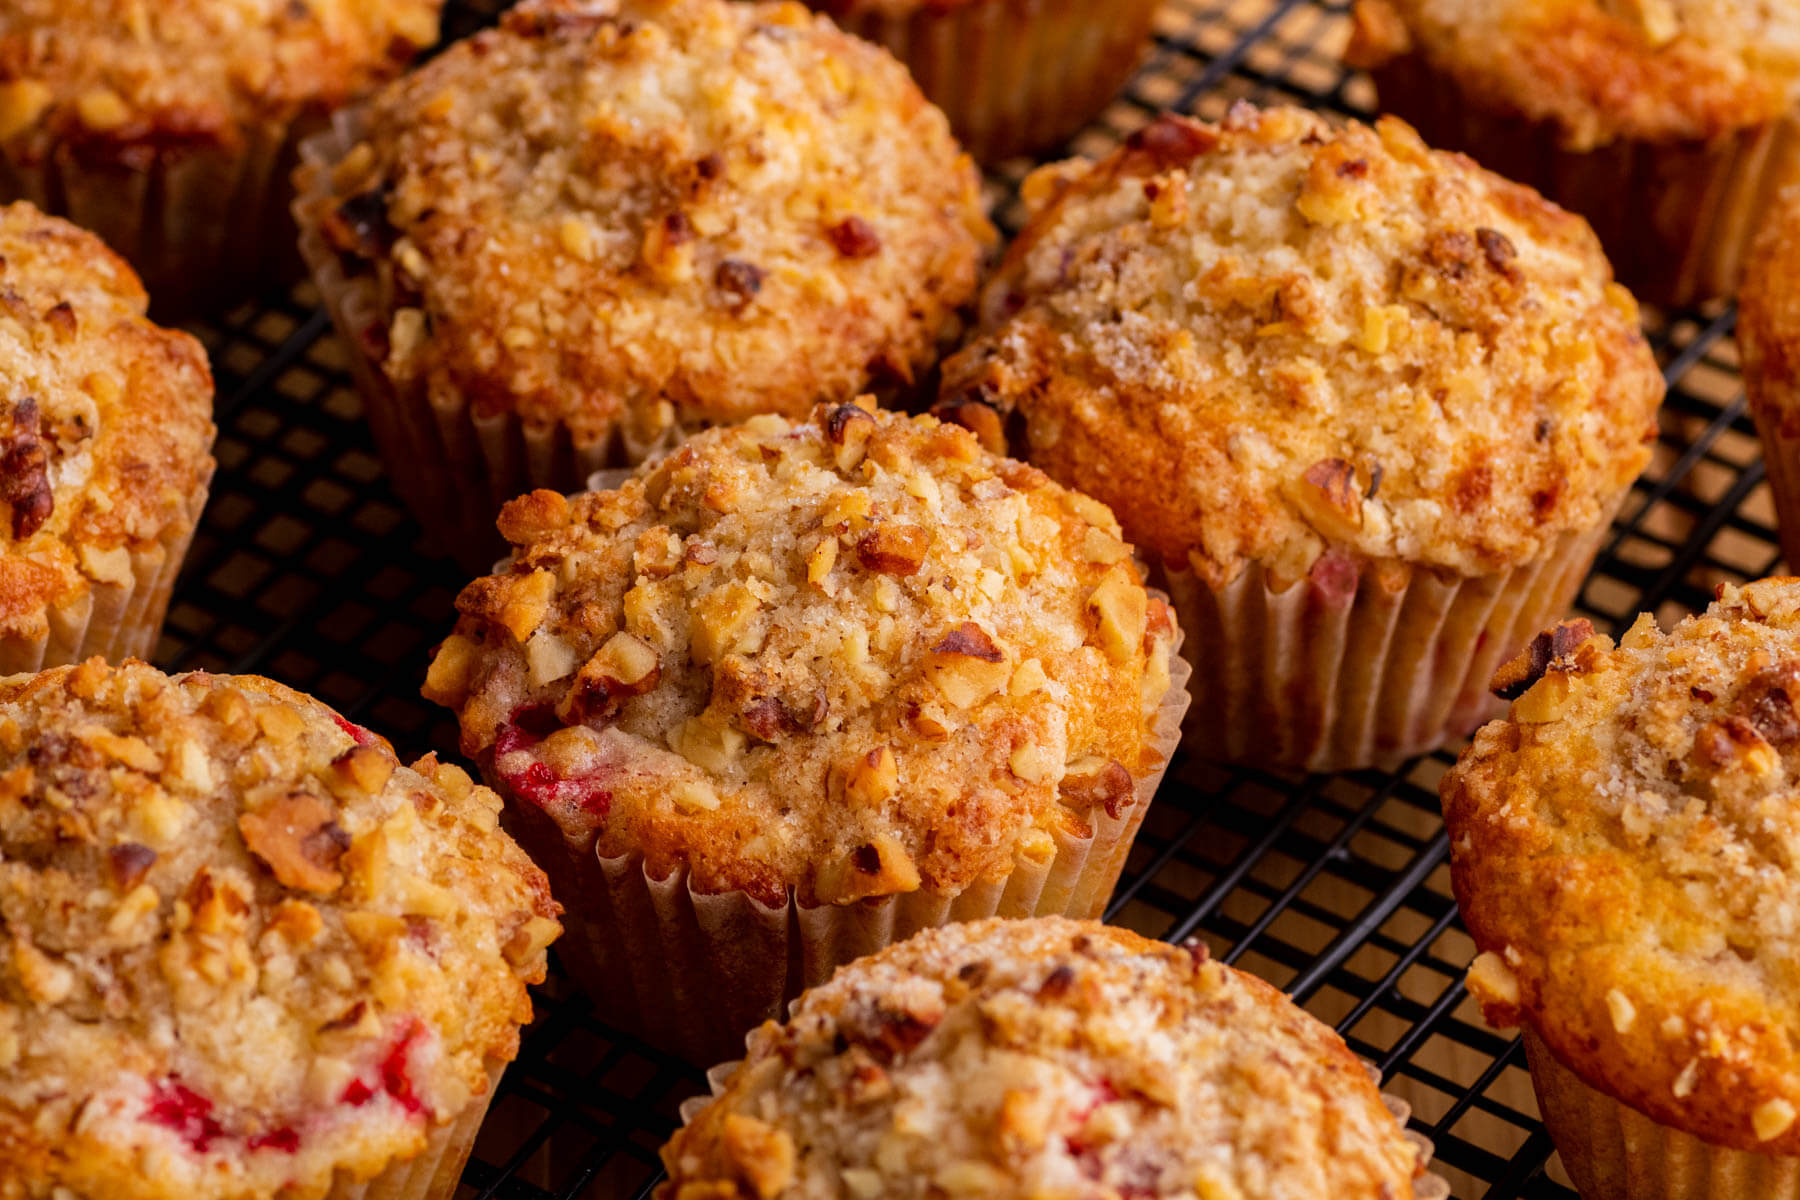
[659,916,1429,1199]
[0,202,214,643]
[1349,0,1800,148]
[1447,577,1800,1154]
[0,0,442,157]
[301,0,993,462]
[0,659,558,1199]
[424,405,1179,907]
[938,103,1663,587]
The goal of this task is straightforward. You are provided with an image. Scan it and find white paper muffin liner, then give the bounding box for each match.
[1524,1029,1800,1199]
[669,1049,1449,1198]
[1160,511,1617,772]
[0,117,315,315]
[0,470,211,674]
[824,0,1158,163]
[492,631,1190,1066]
[1367,52,1800,308]
[326,1063,504,1200]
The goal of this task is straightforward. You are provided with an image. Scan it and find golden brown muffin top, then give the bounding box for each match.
[0,0,442,157]
[0,202,215,640]
[658,917,1429,1200]
[0,659,559,1200]
[300,0,993,460]
[423,406,1180,908]
[937,105,1663,588]
[1445,578,1800,1153]
[1740,186,1800,436]
[1349,0,1800,148]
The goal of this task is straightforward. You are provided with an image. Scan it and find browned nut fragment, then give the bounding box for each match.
[42,302,75,339]
[559,632,662,724]
[1693,715,1777,774]
[1490,618,1596,700]
[930,398,1006,455]
[827,215,881,258]
[495,489,569,545]
[1086,566,1147,666]
[843,745,899,807]
[1059,758,1135,820]
[856,524,932,576]
[821,835,921,902]
[714,258,764,312]
[720,1114,797,1200]
[1123,113,1218,165]
[238,792,350,894]
[329,745,395,796]
[1737,662,1800,748]
[823,403,877,472]
[1476,227,1518,277]
[925,622,1009,708]
[0,397,50,539]
[106,842,157,891]
[1299,457,1362,528]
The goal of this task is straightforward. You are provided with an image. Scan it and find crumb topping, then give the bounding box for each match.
[1444,577,1800,1153]
[300,0,993,460]
[937,105,1663,587]
[1741,186,1800,432]
[658,917,1425,1199]
[423,406,1178,907]
[0,659,559,1199]
[0,202,215,639]
[0,0,442,156]
[1350,0,1800,147]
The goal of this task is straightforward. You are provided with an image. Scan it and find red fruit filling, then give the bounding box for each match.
[341,1021,431,1119]
[332,713,376,746]
[494,704,613,817]
[147,1078,224,1153]
[247,1127,300,1153]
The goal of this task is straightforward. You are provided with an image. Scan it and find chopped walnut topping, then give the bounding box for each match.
[238,792,351,895]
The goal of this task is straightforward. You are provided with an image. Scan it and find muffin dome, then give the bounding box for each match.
[0,201,214,666]
[1445,578,1800,1153]
[938,104,1663,589]
[301,0,994,462]
[1349,0,1800,150]
[423,405,1181,908]
[659,916,1433,1199]
[0,659,559,1199]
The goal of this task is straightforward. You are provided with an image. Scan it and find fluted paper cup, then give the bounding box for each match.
[326,1062,504,1200]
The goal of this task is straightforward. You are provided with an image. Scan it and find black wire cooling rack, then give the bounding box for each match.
[154,1,1776,1196]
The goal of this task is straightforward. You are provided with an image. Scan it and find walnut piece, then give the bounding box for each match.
[238,792,351,894]
[1491,619,1596,700]
[856,524,932,576]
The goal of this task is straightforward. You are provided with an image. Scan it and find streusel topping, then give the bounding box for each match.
[0,660,559,1199]
[659,917,1427,1199]
[1446,578,1800,1153]
[0,0,441,154]
[302,0,992,461]
[937,105,1663,587]
[424,406,1179,907]
[0,202,214,639]
[1350,0,1800,147]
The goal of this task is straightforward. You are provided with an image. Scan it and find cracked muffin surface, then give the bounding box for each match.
[0,0,441,158]
[423,406,1180,907]
[0,659,559,1200]
[0,201,214,642]
[937,104,1662,588]
[1445,577,1800,1154]
[1348,0,1800,149]
[298,0,993,462]
[658,916,1429,1199]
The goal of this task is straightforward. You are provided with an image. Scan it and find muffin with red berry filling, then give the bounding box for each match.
[0,658,559,1200]
[422,405,1189,1064]
[659,917,1447,1199]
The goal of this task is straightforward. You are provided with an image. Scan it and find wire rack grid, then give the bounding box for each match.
[153,1,1774,1196]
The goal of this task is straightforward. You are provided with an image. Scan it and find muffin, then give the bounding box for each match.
[0,0,443,314]
[0,658,560,1200]
[801,0,1159,163]
[1444,578,1800,1197]
[937,104,1664,771]
[658,916,1446,1199]
[421,404,1189,1063]
[1739,186,1800,567]
[0,201,215,674]
[294,0,994,569]
[1347,0,1800,307]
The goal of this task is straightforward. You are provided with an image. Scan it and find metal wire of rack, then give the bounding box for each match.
[153,1,1776,1196]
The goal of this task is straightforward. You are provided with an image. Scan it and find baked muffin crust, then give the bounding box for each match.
[938,104,1663,587]
[0,0,442,159]
[658,916,1428,1199]
[0,659,559,1200]
[0,202,215,641]
[1349,0,1800,149]
[302,0,994,460]
[1740,185,1800,435]
[423,405,1179,907]
[1445,578,1800,1153]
